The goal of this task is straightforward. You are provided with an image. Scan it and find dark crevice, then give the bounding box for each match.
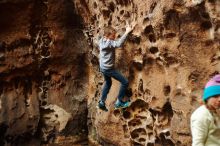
[128,35,141,44]
[162,101,173,118]
[144,25,154,35]
[149,47,158,54]
[132,61,143,71]
[164,9,180,31]
[7,38,31,51]
[163,85,171,96]
[108,2,115,12]
[201,21,212,30]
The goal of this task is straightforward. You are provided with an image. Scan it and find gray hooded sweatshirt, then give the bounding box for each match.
[98,32,128,70]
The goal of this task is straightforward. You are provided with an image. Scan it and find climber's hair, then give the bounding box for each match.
[104,26,116,37]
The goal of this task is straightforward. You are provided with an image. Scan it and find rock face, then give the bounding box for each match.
[0,0,89,145]
[74,0,220,146]
[0,0,220,146]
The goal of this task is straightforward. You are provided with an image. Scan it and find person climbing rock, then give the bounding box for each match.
[191,74,220,146]
[97,22,136,112]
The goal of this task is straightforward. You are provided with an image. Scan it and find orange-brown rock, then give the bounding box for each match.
[1,0,220,146]
[75,0,220,145]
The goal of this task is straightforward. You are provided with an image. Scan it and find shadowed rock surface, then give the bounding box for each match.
[0,0,220,146]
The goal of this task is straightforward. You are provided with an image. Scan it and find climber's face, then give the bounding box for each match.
[207,95,220,110]
[108,31,116,40]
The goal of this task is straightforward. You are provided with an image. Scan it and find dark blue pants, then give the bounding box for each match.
[100,68,129,102]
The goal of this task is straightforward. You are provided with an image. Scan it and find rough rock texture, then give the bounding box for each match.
[0,0,89,145]
[74,0,220,146]
[1,0,220,146]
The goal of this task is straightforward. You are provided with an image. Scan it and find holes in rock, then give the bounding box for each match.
[143,17,149,24]
[164,33,176,38]
[124,11,130,18]
[136,128,147,135]
[148,132,153,137]
[146,125,153,129]
[162,101,173,118]
[205,40,214,46]
[149,47,158,54]
[163,85,171,96]
[176,141,182,145]
[149,108,158,117]
[144,88,151,95]
[144,25,154,35]
[200,12,210,20]
[131,128,146,139]
[128,119,142,127]
[164,55,178,66]
[132,141,143,146]
[137,48,142,54]
[120,10,124,15]
[164,131,170,136]
[201,21,212,30]
[128,35,141,44]
[113,109,120,117]
[132,61,143,71]
[123,110,131,119]
[93,2,97,8]
[108,2,115,12]
[147,143,154,146]
[159,133,175,146]
[129,99,148,111]
[143,56,154,66]
[116,0,130,6]
[149,34,156,42]
[131,131,139,139]
[139,138,146,142]
[102,9,111,19]
[164,10,179,30]
[152,96,157,100]
[90,54,99,66]
[41,101,47,106]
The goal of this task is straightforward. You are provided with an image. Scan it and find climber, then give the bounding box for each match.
[97,22,136,112]
[191,74,220,146]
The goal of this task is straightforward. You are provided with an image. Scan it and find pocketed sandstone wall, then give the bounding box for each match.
[75,0,220,145]
[0,0,220,145]
[0,0,89,145]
